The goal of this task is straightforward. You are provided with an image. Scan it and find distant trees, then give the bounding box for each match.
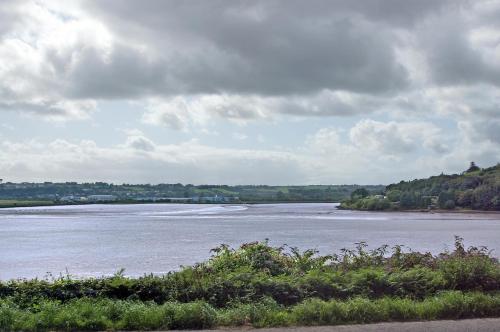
[350,188,369,200]
[386,190,401,202]
[471,185,498,210]
[400,191,416,208]
[438,191,455,209]
[466,161,480,173]
[456,189,473,208]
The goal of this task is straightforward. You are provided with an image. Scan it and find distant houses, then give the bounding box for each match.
[56,194,237,204]
[59,194,117,203]
[59,195,86,203]
[87,195,117,202]
[192,194,238,203]
[164,195,239,203]
[164,197,192,203]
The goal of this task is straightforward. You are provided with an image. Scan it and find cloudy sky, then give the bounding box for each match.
[1,0,499,185]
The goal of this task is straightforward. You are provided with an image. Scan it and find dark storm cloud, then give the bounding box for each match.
[320,0,458,27]
[80,0,420,98]
[0,2,21,36]
[420,15,500,88]
[56,45,169,99]
[482,120,500,144]
[1,0,498,122]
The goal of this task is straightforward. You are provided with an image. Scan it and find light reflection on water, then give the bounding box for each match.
[0,203,499,280]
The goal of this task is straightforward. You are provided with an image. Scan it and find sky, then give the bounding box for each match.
[0,0,499,185]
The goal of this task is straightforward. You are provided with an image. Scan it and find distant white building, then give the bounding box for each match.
[87,195,117,202]
[194,195,237,203]
[60,195,76,202]
[60,196,87,203]
[167,197,193,202]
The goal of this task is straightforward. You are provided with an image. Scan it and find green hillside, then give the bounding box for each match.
[341,162,500,211]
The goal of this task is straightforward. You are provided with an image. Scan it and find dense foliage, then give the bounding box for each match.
[1,291,499,331]
[340,163,500,211]
[1,238,498,330]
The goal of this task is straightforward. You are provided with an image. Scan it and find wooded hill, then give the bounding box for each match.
[341,162,500,211]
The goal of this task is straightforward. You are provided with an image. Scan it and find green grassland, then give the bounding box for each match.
[0,200,55,208]
[1,237,499,330]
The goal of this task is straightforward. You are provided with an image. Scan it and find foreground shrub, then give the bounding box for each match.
[389,267,445,298]
[439,256,500,291]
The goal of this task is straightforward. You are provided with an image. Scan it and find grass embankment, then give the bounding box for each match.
[0,199,55,208]
[1,237,499,331]
[1,292,499,331]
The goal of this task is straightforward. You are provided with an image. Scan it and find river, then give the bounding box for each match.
[0,203,498,280]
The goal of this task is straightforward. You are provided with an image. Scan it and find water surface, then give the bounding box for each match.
[0,203,499,280]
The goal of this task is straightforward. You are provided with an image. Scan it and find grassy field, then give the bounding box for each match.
[0,200,55,208]
[1,237,499,330]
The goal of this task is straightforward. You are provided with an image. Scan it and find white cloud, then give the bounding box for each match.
[3,118,494,185]
[0,1,106,119]
[232,133,248,140]
[123,133,156,152]
[141,91,385,130]
[0,132,305,184]
[141,95,270,130]
[349,119,447,155]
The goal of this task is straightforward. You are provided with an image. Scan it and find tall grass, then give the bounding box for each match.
[0,291,499,331]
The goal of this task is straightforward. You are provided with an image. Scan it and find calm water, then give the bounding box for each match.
[0,203,499,280]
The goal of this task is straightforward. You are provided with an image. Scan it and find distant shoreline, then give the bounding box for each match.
[338,205,500,214]
[0,200,342,209]
[2,200,499,214]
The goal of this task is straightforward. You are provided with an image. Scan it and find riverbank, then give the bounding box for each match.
[339,205,500,214]
[1,239,499,331]
[0,199,342,209]
[3,199,498,213]
[0,199,57,208]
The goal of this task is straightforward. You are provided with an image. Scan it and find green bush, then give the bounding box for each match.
[346,268,392,298]
[439,256,500,291]
[389,267,445,298]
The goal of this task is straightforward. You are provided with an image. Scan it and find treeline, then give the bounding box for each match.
[0,182,383,203]
[341,162,500,211]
